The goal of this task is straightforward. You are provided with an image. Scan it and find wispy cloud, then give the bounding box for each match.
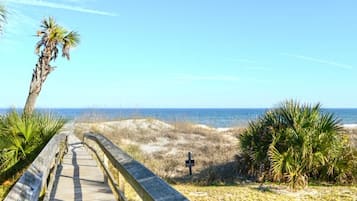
[5,8,37,32]
[224,57,270,71]
[224,57,259,64]
[7,0,117,16]
[176,74,239,82]
[281,53,353,70]
[0,7,37,48]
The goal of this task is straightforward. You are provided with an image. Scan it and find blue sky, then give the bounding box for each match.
[0,0,356,108]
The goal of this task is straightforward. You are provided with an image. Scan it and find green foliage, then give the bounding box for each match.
[239,100,356,190]
[0,110,66,175]
[0,4,6,34]
[35,17,80,60]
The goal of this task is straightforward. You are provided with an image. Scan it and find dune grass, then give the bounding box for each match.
[173,184,357,201]
[75,117,357,200]
[75,118,240,184]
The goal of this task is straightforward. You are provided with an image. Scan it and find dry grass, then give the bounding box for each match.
[344,128,357,148]
[75,118,241,184]
[173,183,357,201]
[0,185,9,201]
[0,171,25,200]
[74,118,357,200]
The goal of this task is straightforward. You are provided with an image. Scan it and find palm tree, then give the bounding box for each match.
[24,17,80,115]
[267,101,344,189]
[239,100,355,190]
[0,4,6,34]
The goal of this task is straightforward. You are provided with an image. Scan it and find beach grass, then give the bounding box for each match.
[74,118,357,200]
[173,183,357,201]
[75,119,241,184]
[0,171,23,200]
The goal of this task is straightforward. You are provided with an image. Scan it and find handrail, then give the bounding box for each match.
[4,132,68,201]
[83,132,189,201]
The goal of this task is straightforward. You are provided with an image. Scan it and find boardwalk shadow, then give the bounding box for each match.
[49,164,62,200]
[71,144,82,201]
[49,142,83,201]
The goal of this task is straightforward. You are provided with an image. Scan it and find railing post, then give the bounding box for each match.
[4,133,68,201]
[103,153,109,184]
[83,133,189,201]
[118,171,125,198]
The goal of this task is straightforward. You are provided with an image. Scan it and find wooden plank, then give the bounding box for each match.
[4,132,67,201]
[84,133,189,201]
[48,135,115,201]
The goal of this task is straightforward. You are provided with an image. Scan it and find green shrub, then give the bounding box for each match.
[239,100,356,190]
[0,110,66,176]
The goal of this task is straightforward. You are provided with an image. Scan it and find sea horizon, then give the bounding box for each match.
[2,108,357,128]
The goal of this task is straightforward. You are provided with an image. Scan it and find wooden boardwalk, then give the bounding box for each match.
[49,135,115,201]
[4,122,188,201]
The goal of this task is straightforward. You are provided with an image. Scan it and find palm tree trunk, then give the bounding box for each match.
[23,51,54,115]
[24,63,43,115]
[24,91,39,115]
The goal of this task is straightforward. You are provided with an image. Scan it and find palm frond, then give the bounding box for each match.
[239,99,354,189]
[35,17,80,62]
[0,110,65,173]
[0,4,7,34]
[62,31,80,60]
[268,144,284,181]
[40,16,56,30]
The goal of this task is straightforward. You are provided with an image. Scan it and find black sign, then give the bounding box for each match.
[186,152,194,176]
[185,160,195,167]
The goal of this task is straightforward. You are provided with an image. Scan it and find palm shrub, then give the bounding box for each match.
[0,110,66,175]
[36,113,66,141]
[0,4,6,34]
[0,111,38,171]
[239,100,356,190]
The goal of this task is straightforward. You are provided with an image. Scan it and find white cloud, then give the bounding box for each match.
[176,74,239,82]
[281,53,353,70]
[7,0,117,16]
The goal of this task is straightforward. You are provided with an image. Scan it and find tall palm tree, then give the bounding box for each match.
[24,17,79,115]
[0,4,6,34]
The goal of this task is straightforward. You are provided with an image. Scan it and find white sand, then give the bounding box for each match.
[78,119,173,131]
[78,118,238,133]
[217,127,232,132]
[193,124,214,130]
[343,124,357,128]
[193,124,235,132]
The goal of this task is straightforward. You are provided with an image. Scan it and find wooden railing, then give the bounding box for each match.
[4,132,68,201]
[83,132,189,201]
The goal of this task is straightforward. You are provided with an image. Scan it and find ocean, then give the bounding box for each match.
[1,108,357,128]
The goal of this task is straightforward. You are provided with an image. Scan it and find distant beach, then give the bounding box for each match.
[1,108,357,128]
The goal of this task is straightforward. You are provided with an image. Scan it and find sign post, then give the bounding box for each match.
[185,152,195,176]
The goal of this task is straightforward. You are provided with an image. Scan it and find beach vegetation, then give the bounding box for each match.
[0,4,6,34]
[75,118,240,185]
[239,100,357,190]
[0,110,65,199]
[24,17,80,115]
[74,116,357,200]
[173,183,357,201]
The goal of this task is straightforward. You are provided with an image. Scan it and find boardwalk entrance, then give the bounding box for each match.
[4,124,188,201]
[49,135,115,201]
